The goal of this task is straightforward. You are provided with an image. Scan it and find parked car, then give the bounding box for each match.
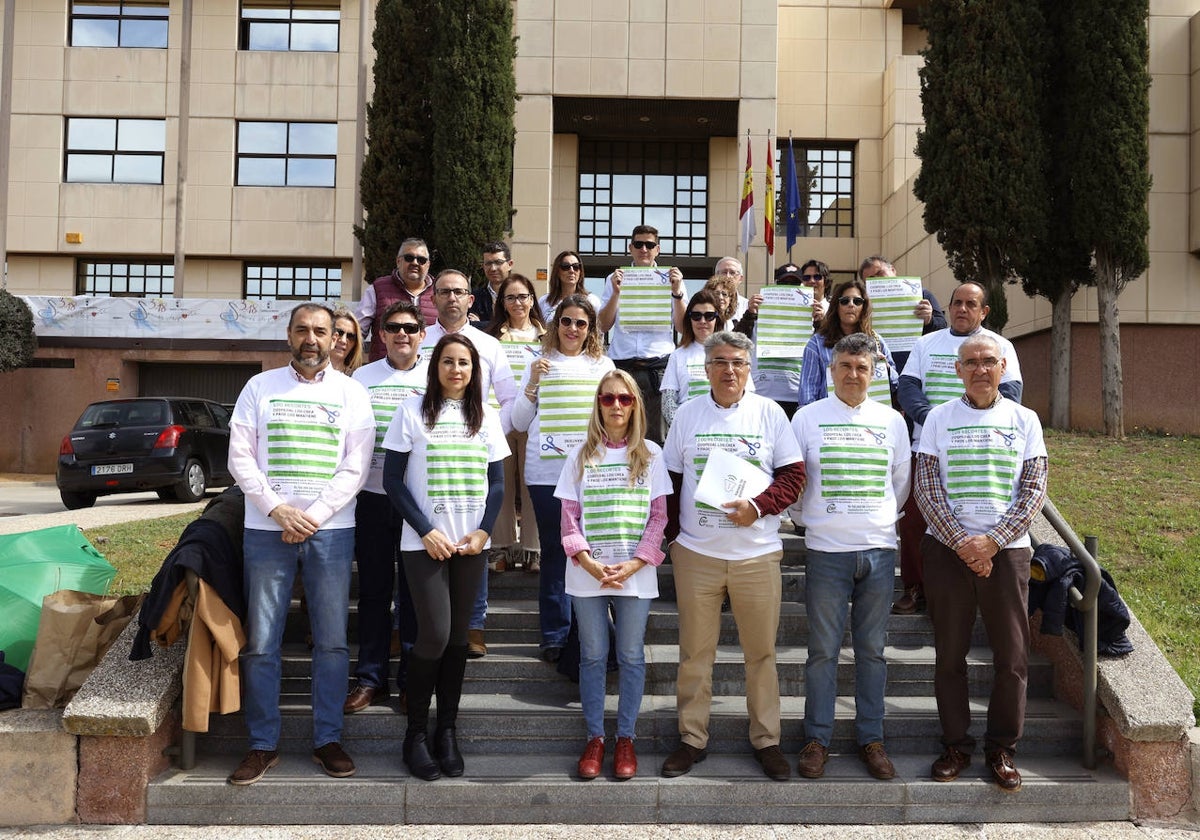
[56,397,235,510]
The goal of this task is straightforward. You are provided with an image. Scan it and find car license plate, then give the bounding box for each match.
[92,463,134,476]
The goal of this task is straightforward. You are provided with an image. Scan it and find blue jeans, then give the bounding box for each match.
[572,594,652,739]
[469,553,488,631]
[803,547,895,747]
[528,483,570,648]
[242,527,354,751]
[352,491,414,692]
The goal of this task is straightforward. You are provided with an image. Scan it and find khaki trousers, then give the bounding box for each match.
[671,542,783,750]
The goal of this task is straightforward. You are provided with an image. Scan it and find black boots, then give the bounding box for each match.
[433,644,469,777]
[403,644,469,780]
[402,653,441,781]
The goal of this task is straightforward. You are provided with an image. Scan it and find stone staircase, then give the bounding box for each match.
[145,532,1130,825]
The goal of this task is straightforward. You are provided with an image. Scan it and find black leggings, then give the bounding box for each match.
[402,550,486,659]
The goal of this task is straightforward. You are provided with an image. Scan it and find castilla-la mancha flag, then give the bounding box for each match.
[738,142,756,255]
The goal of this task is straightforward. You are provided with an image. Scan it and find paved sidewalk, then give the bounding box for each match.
[1,821,1198,839]
[0,473,205,537]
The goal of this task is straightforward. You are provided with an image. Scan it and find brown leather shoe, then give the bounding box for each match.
[227,749,279,785]
[931,746,971,781]
[661,742,707,777]
[891,584,925,615]
[986,749,1022,791]
[577,736,604,780]
[613,736,637,780]
[859,742,896,780]
[467,628,487,659]
[312,742,356,778]
[754,744,791,781]
[796,740,829,778]
[343,683,388,714]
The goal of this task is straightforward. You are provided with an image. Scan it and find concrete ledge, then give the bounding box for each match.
[0,708,78,824]
[63,614,185,737]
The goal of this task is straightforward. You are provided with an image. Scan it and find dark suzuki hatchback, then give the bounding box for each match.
[56,397,235,510]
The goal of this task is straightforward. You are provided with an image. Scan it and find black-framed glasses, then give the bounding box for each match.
[503,293,534,304]
[559,316,589,329]
[436,287,471,298]
[839,296,866,306]
[598,393,635,407]
[333,327,357,340]
[559,262,582,272]
[382,322,421,335]
[401,254,429,265]
[631,240,658,250]
[688,311,719,322]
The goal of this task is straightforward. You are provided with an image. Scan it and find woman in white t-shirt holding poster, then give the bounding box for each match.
[382,333,510,782]
[554,370,671,782]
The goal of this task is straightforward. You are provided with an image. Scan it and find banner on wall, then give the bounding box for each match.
[21,296,296,341]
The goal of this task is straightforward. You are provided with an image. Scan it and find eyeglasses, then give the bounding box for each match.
[332,327,357,340]
[706,358,750,371]
[401,254,429,265]
[689,311,719,322]
[716,269,741,277]
[559,316,589,329]
[961,357,1001,372]
[483,259,509,269]
[559,262,582,272]
[382,321,421,335]
[598,393,636,407]
[801,273,822,283]
[839,296,866,306]
[631,240,658,250]
[436,287,471,298]
[503,293,534,304]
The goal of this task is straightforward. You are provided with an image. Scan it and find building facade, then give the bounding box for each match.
[1,0,1198,473]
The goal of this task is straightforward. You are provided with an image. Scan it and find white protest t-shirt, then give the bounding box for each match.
[791,396,911,553]
[917,396,1046,549]
[554,441,670,598]
[662,342,755,406]
[383,396,510,551]
[663,391,803,561]
[901,327,1022,449]
[353,356,429,495]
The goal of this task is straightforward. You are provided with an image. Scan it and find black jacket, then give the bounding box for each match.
[1028,543,1133,657]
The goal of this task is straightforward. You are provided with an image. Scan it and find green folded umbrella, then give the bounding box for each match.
[0,525,116,672]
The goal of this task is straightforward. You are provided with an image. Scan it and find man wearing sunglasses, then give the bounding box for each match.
[345,302,429,718]
[597,224,686,443]
[468,241,514,325]
[357,238,439,363]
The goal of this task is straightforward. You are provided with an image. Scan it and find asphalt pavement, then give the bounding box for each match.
[0,474,206,537]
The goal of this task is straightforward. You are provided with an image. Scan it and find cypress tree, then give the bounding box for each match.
[0,290,37,372]
[913,0,1050,333]
[429,0,517,280]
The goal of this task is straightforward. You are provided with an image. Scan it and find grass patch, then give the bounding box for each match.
[79,431,1200,718]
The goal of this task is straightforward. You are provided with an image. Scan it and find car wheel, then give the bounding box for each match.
[174,459,208,502]
[61,490,97,510]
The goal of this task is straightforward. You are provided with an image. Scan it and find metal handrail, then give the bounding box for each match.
[1031,496,1102,769]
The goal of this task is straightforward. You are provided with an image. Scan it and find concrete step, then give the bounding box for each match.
[146,751,1129,825]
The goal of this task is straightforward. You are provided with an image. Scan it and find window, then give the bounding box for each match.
[69,1,169,49]
[774,142,855,238]
[244,263,342,301]
[65,118,166,184]
[577,140,708,257]
[77,260,174,297]
[240,1,340,51]
[236,122,337,187]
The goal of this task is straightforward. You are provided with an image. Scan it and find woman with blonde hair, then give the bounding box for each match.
[330,308,364,374]
[554,370,670,781]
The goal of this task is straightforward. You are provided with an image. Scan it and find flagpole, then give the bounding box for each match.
[764,129,773,291]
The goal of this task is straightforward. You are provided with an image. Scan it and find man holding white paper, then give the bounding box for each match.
[660,331,806,782]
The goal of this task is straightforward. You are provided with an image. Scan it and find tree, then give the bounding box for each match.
[1060,0,1151,437]
[357,0,517,285]
[0,289,37,372]
[913,0,1051,333]
[355,0,437,282]
[430,0,516,277]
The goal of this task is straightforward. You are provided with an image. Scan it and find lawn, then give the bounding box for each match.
[80,430,1200,717]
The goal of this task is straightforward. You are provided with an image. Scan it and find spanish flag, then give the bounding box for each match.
[738,140,756,255]
[764,135,775,257]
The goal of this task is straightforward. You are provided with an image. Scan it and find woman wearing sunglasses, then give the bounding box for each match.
[538,250,601,323]
[511,295,614,663]
[797,279,896,408]
[382,333,510,781]
[554,371,670,781]
[485,274,548,574]
[661,289,725,431]
[330,308,364,374]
